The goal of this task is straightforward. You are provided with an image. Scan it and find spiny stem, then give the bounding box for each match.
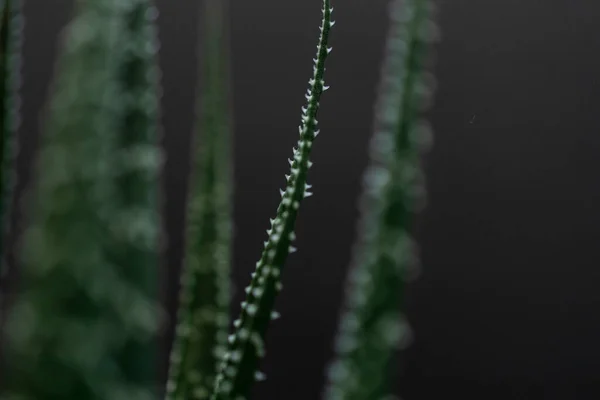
[110,0,164,396]
[166,0,234,399]
[323,1,438,399]
[2,1,155,398]
[0,0,22,290]
[209,1,334,400]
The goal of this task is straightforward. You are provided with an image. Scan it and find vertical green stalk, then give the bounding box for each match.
[0,0,22,282]
[165,0,234,399]
[110,0,164,397]
[323,1,437,399]
[2,1,156,399]
[210,1,334,399]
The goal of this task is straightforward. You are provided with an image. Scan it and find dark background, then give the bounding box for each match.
[8,0,600,398]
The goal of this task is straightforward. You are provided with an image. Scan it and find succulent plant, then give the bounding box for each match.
[209,1,335,399]
[323,1,438,399]
[165,0,234,399]
[0,0,22,286]
[0,1,443,399]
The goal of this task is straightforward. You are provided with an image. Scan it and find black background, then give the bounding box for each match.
[8,0,600,398]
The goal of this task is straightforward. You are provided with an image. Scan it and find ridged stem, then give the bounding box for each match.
[323,1,437,399]
[109,0,164,397]
[0,0,22,286]
[165,0,234,399]
[209,1,334,400]
[2,1,156,398]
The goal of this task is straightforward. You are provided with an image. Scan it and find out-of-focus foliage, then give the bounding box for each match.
[3,1,162,399]
[165,0,234,399]
[323,0,438,399]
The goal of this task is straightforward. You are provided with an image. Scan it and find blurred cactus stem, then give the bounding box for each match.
[323,1,439,399]
[109,0,165,398]
[0,0,22,290]
[3,0,160,399]
[165,0,234,399]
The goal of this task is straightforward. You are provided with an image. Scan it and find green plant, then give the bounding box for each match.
[323,1,437,399]
[165,0,233,399]
[3,0,162,398]
[208,1,334,399]
[0,0,22,282]
[110,0,164,396]
[0,0,439,399]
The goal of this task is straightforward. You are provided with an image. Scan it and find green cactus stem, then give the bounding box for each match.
[165,0,234,399]
[209,1,334,400]
[2,1,158,399]
[0,0,22,284]
[323,1,438,399]
[109,0,164,396]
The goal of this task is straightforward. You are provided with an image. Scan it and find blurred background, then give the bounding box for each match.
[5,0,600,398]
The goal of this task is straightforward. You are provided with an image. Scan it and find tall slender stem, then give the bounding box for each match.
[166,0,234,399]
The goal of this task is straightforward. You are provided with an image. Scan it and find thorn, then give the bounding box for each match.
[327,47,333,54]
[271,311,281,320]
[314,129,320,137]
[323,85,330,91]
[280,189,285,197]
[330,20,336,27]
[255,371,267,382]
[304,191,313,198]
[289,246,298,253]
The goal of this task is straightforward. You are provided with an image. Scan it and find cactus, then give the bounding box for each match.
[165,0,234,399]
[108,0,164,397]
[0,0,22,285]
[2,1,158,399]
[209,1,334,399]
[323,1,438,399]
[0,1,451,399]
